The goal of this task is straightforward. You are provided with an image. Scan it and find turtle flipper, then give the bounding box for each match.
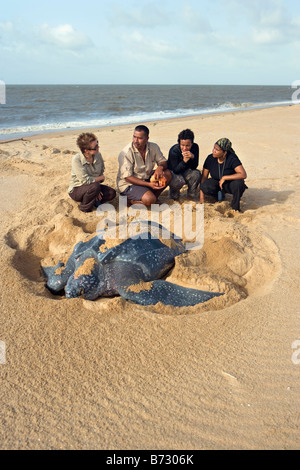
[117,279,223,307]
[42,235,105,295]
[65,251,106,300]
[42,258,76,294]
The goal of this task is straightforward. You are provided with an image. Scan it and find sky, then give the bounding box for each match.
[0,0,300,85]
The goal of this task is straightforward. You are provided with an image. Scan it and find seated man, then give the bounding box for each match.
[68,132,116,212]
[117,125,172,207]
[167,129,201,200]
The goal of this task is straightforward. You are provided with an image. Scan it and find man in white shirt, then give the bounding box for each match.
[117,125,172,206]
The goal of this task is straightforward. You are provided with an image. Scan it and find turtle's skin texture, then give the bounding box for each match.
[42,224,223,307]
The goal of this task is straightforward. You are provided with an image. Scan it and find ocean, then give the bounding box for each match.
[0,84,295,141]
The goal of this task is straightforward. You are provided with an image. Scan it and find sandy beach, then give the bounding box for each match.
[0,104,300,450]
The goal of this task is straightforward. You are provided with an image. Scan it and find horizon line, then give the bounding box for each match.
[3,83,291,87]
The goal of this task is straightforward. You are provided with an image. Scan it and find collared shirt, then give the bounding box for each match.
[116,141,166,192]
[68,151,105,193]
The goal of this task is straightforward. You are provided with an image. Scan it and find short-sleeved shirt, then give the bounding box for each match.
[117,141,166,192]
[203,152,242,181]
[68,152,105,193]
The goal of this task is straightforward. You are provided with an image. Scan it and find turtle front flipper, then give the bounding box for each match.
[65,252,106,301]
[42,235,105,295]
[117,279,223,307]
[42,257,76,294]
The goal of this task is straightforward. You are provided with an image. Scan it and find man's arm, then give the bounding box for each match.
[219,165,247,189]
[154,160,168,177]
[125,175,163,190]
[168,145,188,174]
[188,143,199,170]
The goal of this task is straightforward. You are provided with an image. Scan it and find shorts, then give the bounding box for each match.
[121,184,151,202]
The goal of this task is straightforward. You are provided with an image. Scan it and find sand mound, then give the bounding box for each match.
[4,197,280,316]
[1,138,281,318]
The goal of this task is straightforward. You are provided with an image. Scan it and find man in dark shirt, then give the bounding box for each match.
[167,129,201,200]
[200,138,247,212]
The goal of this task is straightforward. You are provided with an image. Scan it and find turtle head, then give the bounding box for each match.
[65,257,106,301]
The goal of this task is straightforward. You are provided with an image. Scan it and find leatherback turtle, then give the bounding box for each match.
[42,222,223,307]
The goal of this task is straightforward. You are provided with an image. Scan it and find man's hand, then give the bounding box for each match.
[154,165,164,178]
[182,151,194,163]
[219,176,226,189]
[150,172,167,188]
[95,175,105,183]
[148,180,161,190]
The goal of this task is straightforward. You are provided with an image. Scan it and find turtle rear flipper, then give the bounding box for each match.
[117,279,223,307]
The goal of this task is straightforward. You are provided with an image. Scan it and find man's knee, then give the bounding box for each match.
[169,173,185,191]
[164,169,173,184]
[227,179,246,193]
[104,187,116,201]
[186,169,201,185]
[200,178,219,195]
[141,190,157,207]
[87,182,102,196]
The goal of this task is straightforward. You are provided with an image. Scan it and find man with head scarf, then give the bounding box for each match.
[200,138,247,212]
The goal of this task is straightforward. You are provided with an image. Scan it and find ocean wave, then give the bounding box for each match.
[0,99,295,140]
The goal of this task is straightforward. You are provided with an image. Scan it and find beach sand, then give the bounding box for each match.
[0,105,299,450]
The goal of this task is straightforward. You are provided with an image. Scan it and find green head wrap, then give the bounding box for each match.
[216,138,234,154]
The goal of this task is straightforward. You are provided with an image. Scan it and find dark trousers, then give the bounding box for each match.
[169,169,201,199]
[69,182,116,212]
[200,178,247,211]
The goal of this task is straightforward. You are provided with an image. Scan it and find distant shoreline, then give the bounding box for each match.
[0,83,295,142]
[0,101,297,144]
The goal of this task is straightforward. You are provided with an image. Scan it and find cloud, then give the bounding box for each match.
[223,0,300,46]
[0,21,29,53]
[253,19,300,46]
[0,21,19,44]
[259,8,287,26]
[0,21,14,33]
[0,19,98,83]
[0,20,93,54]
[253,28,284,45]
[182,4,212,33]
[38,23,93,50]
[121,31,181,61]
[108,1,169,28]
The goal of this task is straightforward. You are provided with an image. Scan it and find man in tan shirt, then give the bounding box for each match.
[68,133,116,212]
[117,125,172,206]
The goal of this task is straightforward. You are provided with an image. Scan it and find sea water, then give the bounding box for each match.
[0,84,295,140]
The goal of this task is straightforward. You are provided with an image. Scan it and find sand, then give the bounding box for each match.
[0,105,300,450]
